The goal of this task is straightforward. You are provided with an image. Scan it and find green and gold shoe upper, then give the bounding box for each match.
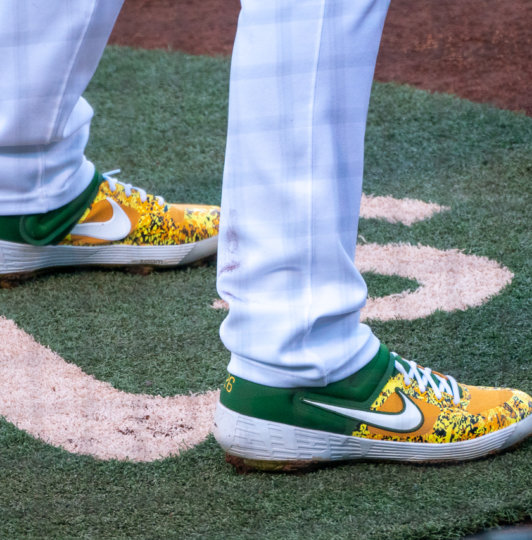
[0,171,220,248]
[221,345,532,444]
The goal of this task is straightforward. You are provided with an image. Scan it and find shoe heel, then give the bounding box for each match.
[213,402,343,472]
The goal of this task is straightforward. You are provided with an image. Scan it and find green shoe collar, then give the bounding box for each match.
[220,345,395,436]
[0,171,102,246]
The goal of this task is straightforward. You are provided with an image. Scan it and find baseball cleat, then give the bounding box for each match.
[0,170,220,284]
[213,345,532,472]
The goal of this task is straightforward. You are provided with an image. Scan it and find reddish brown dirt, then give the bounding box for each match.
[110,0,531,115]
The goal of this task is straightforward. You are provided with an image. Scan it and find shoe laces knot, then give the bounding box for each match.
[393,354,460,405]
[103,170,165,206]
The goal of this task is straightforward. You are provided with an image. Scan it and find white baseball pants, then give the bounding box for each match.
[0,1,123,215]
[0,0,391,388]
[217,0,390,387]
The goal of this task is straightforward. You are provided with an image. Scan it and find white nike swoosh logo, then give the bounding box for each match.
[70,198,132,241]
[303,391,423,432]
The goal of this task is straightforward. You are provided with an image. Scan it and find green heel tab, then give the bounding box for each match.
[0,172,103,245]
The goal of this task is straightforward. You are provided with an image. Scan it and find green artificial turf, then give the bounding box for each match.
[0,46,530,539]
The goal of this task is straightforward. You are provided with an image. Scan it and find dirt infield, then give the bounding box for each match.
[110,0,531,116]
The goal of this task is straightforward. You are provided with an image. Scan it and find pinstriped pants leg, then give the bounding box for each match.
[0,1,123,215]
[218,0,391,387]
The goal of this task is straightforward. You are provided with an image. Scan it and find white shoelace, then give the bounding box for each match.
[102,169,165,206]
[393,353,461,405]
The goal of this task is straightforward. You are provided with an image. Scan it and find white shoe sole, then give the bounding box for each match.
[0,236,218,278]
[213,402,532,471]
